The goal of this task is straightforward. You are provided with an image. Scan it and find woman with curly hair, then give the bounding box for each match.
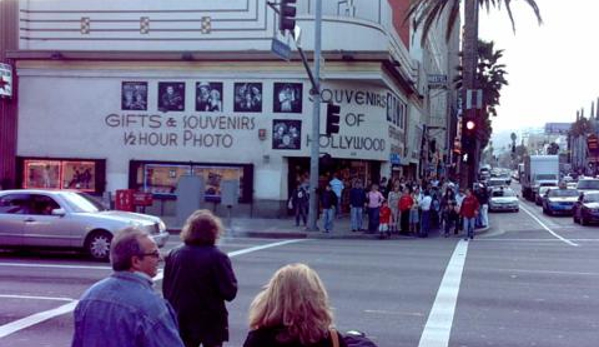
[243,263,347,347]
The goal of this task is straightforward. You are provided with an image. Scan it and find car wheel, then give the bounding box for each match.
[85,230,112,261]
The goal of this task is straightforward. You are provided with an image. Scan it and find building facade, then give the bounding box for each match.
[0,0,457,217]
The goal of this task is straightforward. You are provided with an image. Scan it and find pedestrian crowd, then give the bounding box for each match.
[289,174,490,240]
[71,209,374,347]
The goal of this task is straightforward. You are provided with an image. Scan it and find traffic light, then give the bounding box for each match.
[279,0,297,32]
[461,115,477,152]
[325,103,341,135]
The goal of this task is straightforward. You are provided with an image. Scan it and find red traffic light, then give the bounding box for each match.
[466,120,476,130]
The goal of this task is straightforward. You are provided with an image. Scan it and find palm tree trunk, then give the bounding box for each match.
[461,0,479,187]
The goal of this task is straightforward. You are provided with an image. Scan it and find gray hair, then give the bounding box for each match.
[110,227,148,271]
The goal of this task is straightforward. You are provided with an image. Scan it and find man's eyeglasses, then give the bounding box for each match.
[139,250,161,259]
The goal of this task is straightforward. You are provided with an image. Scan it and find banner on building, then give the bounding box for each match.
[0,63,13,98]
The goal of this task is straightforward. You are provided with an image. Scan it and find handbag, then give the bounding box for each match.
[288,198,293,210]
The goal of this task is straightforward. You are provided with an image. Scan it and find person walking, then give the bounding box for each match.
[242,263,348,347]
[72,228,184,347]
[418,190,433,238]
[163,210,238,347]
[365,184,384,233]
[460,188,480,240]
[349,180,366,232]
[387,184,401,233]
[320,184,338,233]
[291,184,309,227]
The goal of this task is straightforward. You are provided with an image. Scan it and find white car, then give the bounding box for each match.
[0,189,169,260]
[489,187,519,212]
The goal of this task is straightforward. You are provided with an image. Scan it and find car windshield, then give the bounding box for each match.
[62,192,108,213]
[577,180,599,190]
[548,189,578,197]
[492,189,514,197]
[536,174,557,180]
[584,193,599,203]
[488,180,504,186]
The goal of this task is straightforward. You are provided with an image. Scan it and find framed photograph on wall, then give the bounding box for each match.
[158,82,185,112]
[195,82,224,112]
[273,82,303,113]
[272,119,301,150]
[234,82,262,112]
[121,81,148,111]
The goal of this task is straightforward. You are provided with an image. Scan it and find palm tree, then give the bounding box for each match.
[406,0,542,185]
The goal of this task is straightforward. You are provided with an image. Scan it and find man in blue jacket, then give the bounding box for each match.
[72,228,184,347]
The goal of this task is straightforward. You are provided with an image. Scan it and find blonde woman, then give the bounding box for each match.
[243,263,347,347]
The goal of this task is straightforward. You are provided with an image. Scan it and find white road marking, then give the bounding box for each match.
[0,294,74,302]
[0,239,306,339]
[418,239,469,347]
[153,239,306,282]
[0,301,77,339]
[519,205,579,247]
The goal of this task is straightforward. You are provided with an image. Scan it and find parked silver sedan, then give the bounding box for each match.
[0,189,169,261]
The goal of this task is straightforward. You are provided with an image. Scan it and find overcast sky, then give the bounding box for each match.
[478,0,599,132]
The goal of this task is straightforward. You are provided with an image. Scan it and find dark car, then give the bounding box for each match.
[541,188,579,215]
[572,191,599,226]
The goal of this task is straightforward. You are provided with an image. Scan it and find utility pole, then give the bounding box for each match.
[462,0,479,189]
[307,0,322,231]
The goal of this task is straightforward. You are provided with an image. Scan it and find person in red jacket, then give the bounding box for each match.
[460,188,480,240]
[379,200,392,239]
[398,188,414,234]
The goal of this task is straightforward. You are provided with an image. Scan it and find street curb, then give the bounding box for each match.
[169,225,494,240]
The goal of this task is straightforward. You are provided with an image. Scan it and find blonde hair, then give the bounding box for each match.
[180,209,223,246]
[248,263,333,344]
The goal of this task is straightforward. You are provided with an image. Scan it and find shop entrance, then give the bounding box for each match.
[287,157,380,214]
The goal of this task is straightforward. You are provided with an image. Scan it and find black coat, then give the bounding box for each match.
[163,244,238,345]
[243,326,348,347]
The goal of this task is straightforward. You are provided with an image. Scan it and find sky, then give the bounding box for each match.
[477,0,599,132]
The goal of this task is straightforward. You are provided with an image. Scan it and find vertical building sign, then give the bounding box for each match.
[0,63,13,98]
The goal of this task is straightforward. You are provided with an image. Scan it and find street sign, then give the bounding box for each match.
[428,74,447,88]
[466,89,483,109]
[271,38,291,61]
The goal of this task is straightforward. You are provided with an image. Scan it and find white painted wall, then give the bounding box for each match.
[17,63,402,198]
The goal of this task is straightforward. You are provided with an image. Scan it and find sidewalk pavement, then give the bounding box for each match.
[163,215,491,240]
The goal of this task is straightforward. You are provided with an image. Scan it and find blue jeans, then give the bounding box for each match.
[368,207,380,232]
[350,206,363,231]
[322,208,335,232]
[463,217,476,238]
[420,210,430,237]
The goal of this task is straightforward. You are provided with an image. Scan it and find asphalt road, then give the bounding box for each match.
[1,184,598,347]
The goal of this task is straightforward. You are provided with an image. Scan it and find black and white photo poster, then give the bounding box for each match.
[121,82,148,111]
[273,82,303,113]
[196,82,223,112]
[272,119,301,150]
[158,82,185,112]
[234,82,262,112]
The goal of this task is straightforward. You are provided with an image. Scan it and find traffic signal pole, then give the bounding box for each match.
[307,0,322,231]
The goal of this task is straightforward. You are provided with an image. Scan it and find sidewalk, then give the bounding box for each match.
[163,215,491,240]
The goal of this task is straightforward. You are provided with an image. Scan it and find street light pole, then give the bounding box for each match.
[307,0,322,231]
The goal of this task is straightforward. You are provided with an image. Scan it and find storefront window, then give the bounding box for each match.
[133,161,249,202]
[22,159,102,193]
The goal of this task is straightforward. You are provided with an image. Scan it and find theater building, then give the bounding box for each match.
[0,0,456,217]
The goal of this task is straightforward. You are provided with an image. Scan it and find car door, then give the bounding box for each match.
[21,194,72,247]
[0,193,30,246]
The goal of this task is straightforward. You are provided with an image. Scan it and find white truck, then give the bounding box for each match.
[521,155,559,201]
